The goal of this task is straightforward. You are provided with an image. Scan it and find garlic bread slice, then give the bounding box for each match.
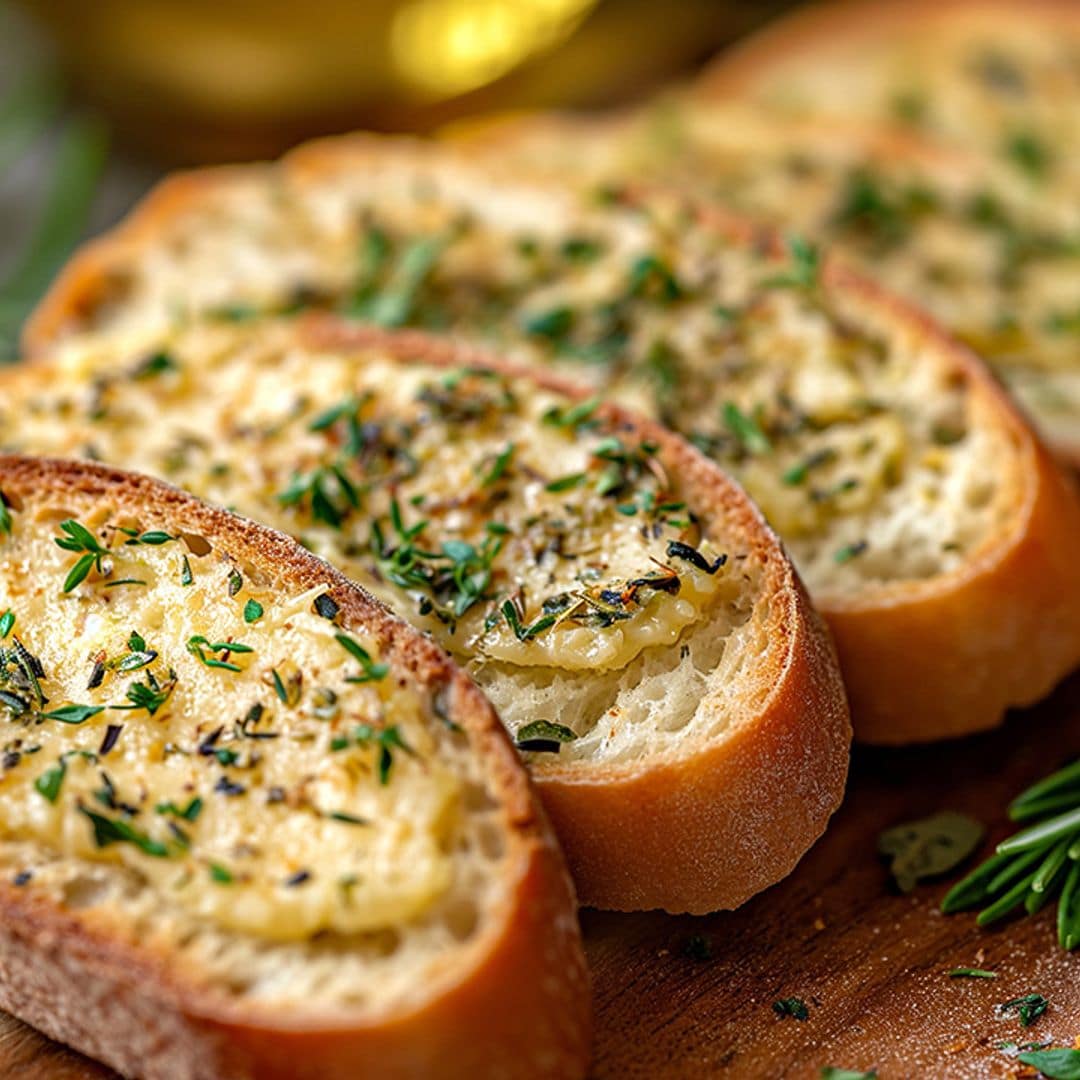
[454,99,1080,462]
[0,321,850,915]
[698,0,1080,187]
[0,455,590,1080]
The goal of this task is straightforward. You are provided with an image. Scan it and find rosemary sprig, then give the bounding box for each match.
[942,758,1080,948]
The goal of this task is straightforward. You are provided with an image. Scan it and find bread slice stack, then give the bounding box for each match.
[0,455,590,1080]
[0,316,850,914]
[18,137,1080,744]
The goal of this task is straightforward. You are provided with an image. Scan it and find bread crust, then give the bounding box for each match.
[0,456,592,1080]
[814,259,1080,743]
[25,133,1077,751]
[697,0,1080,104]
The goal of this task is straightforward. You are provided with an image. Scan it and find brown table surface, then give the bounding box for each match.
[4,674,1080,1078]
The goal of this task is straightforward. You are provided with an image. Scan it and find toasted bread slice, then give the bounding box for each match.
[18,135,1080,744]
[0,320,850,914]
[697,0,1080,181]
[451,99,1080,461]
[0,454,590,1080]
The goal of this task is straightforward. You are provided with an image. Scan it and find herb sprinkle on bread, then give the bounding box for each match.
[1,320,850,914]
[0,455,590,1080]
[19,135,1080,743]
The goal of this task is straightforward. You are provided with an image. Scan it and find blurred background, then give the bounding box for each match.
[0,0,797,356]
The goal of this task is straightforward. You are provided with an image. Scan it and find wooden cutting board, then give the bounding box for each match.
[5,675,1080,1080]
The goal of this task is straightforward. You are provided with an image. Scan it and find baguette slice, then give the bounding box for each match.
[18,135,1080,744]
[0,455,590,1080]
[697,0,1080,185]
[0,319,850,914]
[451,99,1080,461]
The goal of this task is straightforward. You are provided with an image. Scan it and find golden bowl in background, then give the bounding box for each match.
[14,0,792,163]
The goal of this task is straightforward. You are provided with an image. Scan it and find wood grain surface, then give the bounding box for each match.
[5,674,1080,1079]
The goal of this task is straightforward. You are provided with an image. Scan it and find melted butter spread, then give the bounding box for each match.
[5,323,732,681]
[26,153,1006,584]
[0,502,460,940]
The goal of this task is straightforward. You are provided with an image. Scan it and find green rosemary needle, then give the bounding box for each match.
[942,758,1080,948]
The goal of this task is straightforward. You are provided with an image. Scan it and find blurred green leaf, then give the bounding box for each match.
[0,113,107,360]
[0,72,61,177]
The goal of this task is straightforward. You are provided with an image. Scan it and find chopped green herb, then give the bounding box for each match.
[209,862,234,884]
[0,610,13,639]
[514,720,577,753]
[762,234,821,290]
[116,672,175,716]
[131,351,177,379]
[278,464,360,529]
[545,472,587,494]
[79,806,170,857]
[783,448,836,486]
[180,555,194,587]
[1004,131,1052,181]
[0,494,11,537]
[270,669,289,704]
[243,599,264,624]
[522,305,574,340]
[1001,993,1049,1027]
[772,997,809,1021]
[34,761,66,803]
[948,968,997,979]
[54,519,110,591]
[156,796,203,822]
[115,529,173,548]
[186,636,251,673]
[500,600,557,643]
[626,252,683,303]
[335,634,389,683]
[40,704,104,725]
[480,443,515,487]
[834,540,868,565]
[542,398,601,432]
[722,401,772,455]
[331,723,411,784]
[820,1070,876,1080]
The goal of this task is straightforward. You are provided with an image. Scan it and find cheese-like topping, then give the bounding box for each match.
[25,150,1017,594]
[2,323,738,746]
[0,502,461,941]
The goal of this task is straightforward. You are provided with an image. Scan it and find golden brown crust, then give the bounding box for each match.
[0,455,591,1079]
[815,259,1080,743]
[697,0,1080,103]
